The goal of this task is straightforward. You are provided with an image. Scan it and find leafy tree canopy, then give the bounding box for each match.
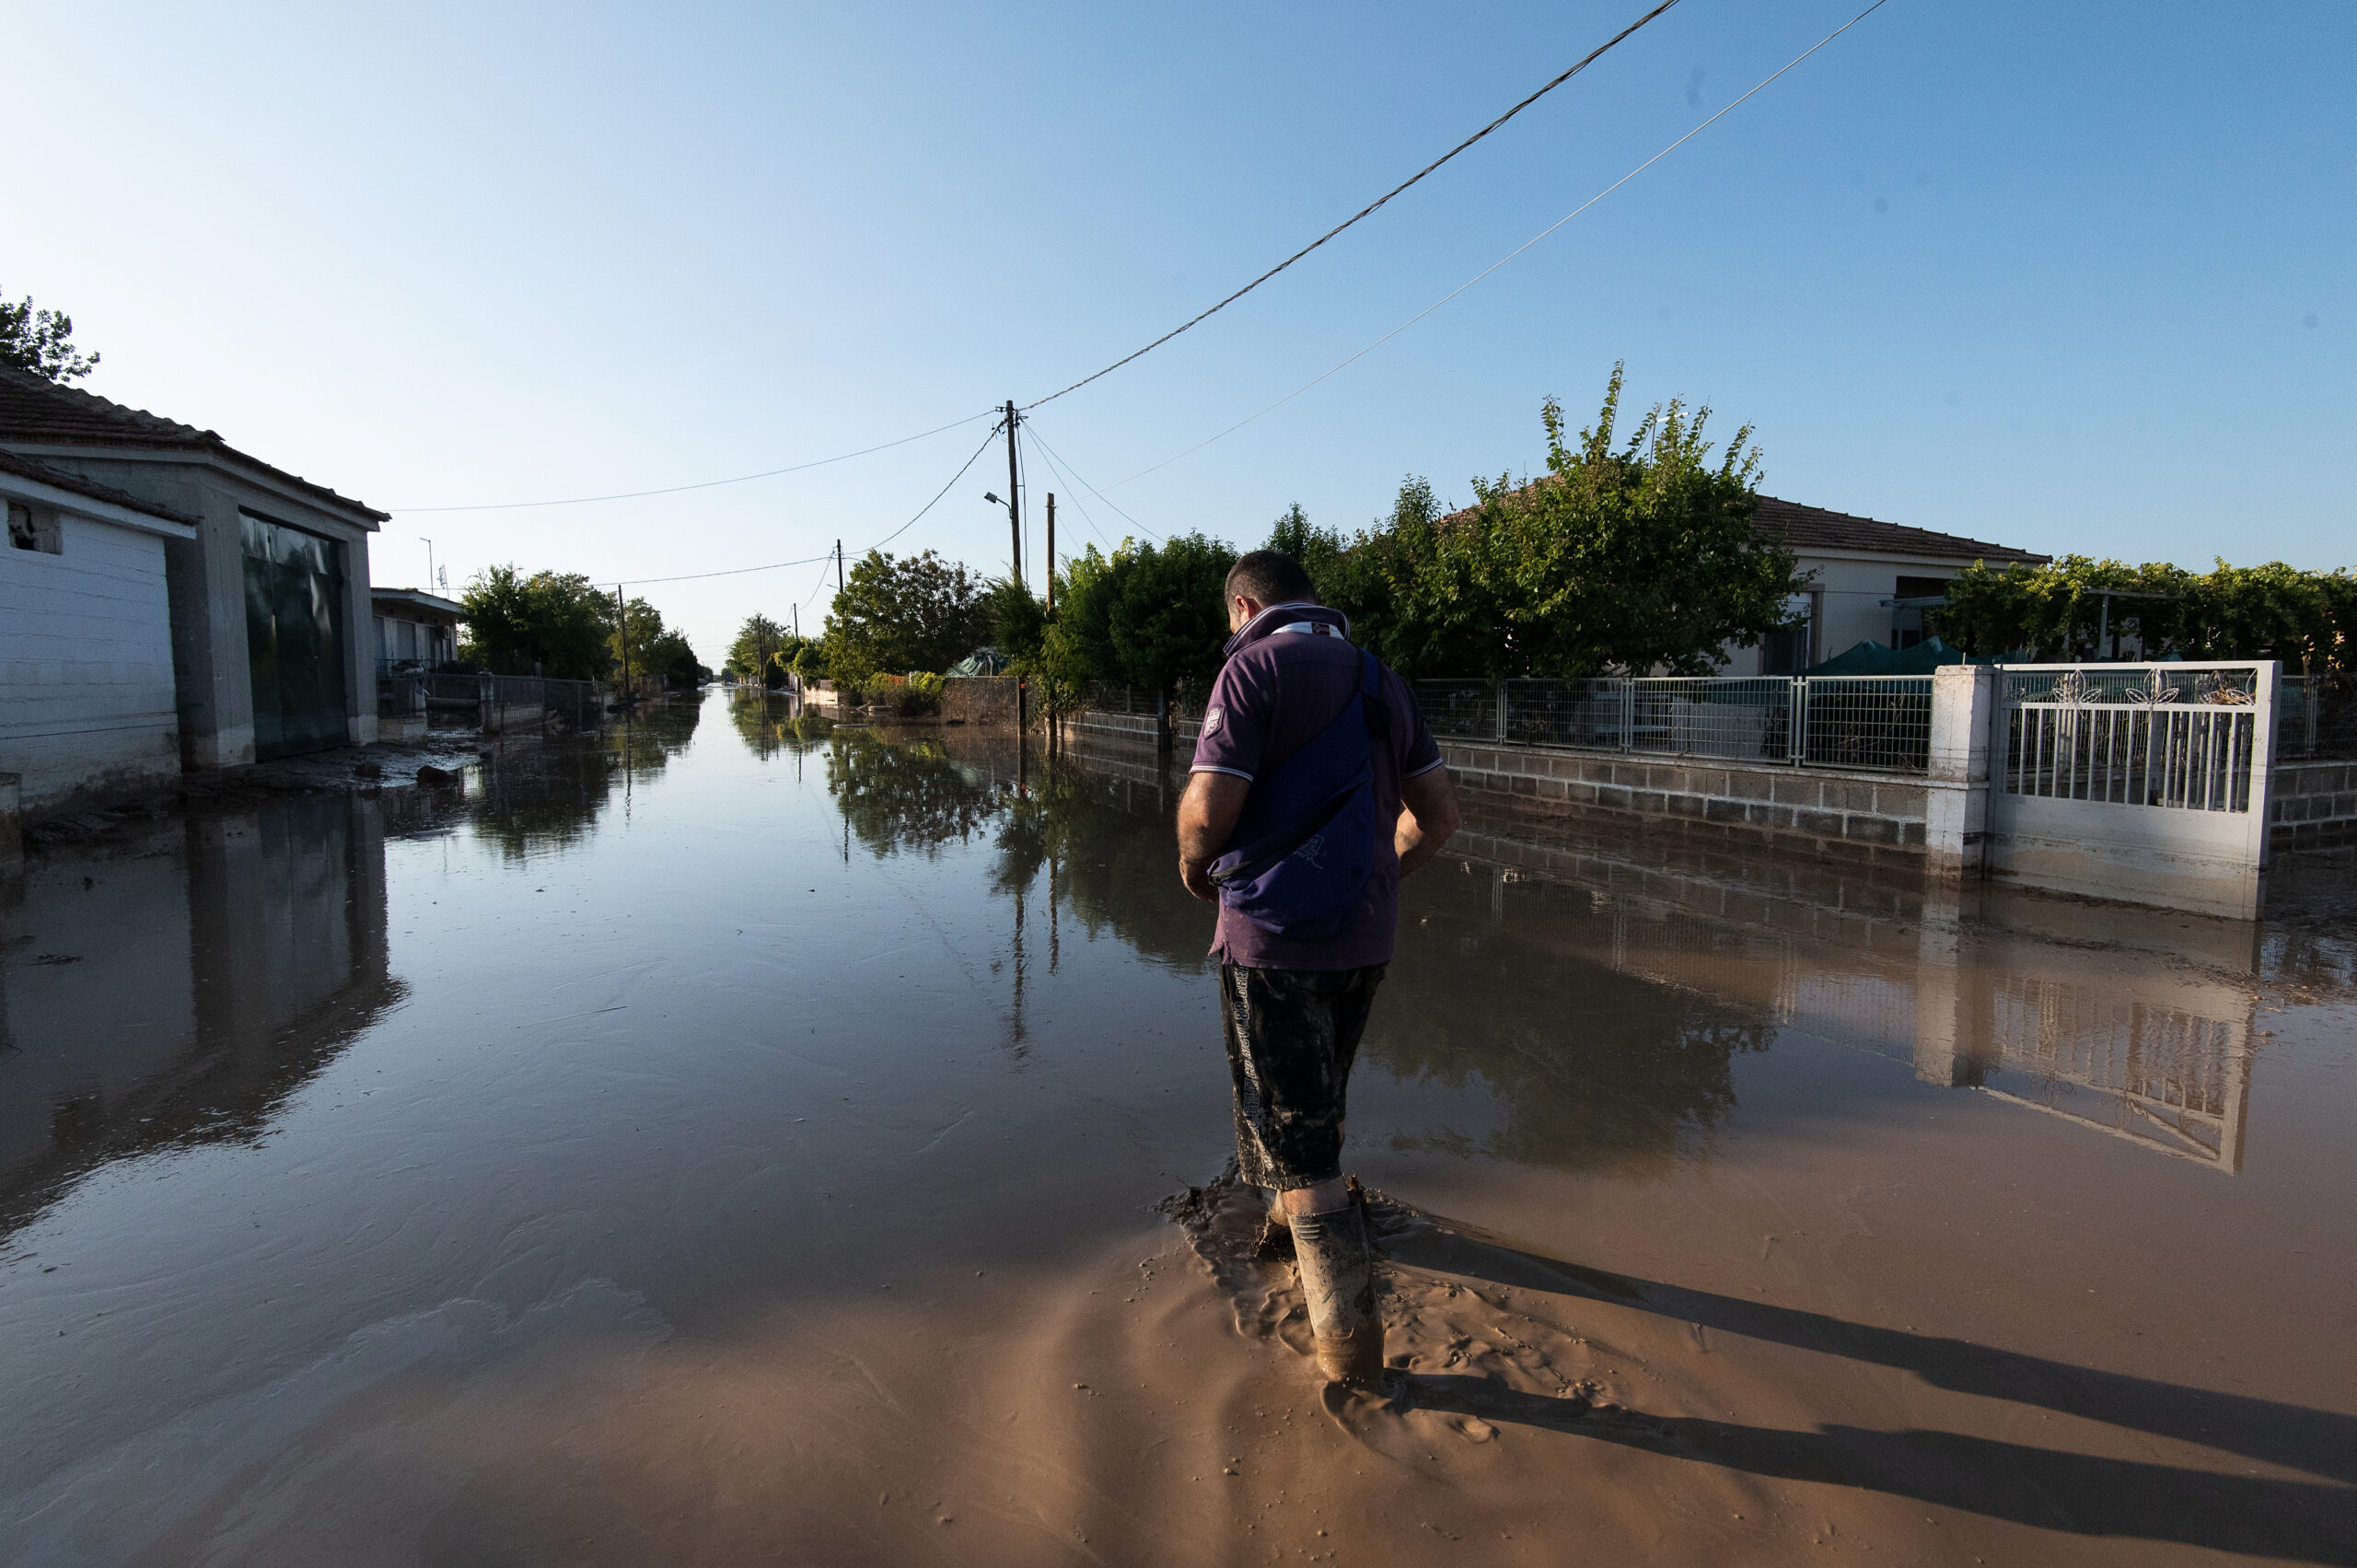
[1053,532,1237,693]
[0,291,99,382]
[1297,366,1799,679]
[821,549,990,680]
[1933,556,2357,670]
[459,566,613,679]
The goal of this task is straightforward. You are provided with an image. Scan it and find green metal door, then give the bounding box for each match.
[242,514,350,759]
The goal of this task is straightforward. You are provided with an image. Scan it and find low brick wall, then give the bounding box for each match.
[2270,761,2357,851]
[1441,740,1930,866]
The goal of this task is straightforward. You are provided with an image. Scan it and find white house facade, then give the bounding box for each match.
[0,368,387,770]
[1744,497,2049,674]
[0,451,201,816]
[371,587,463,672]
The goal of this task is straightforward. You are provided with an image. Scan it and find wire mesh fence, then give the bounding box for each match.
[1800,677,1933,772]
[1411,675,1933,773]
[2279,674,2357,761]
[411,673,608,730]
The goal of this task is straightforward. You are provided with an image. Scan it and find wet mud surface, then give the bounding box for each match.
[3,691,2353,1564]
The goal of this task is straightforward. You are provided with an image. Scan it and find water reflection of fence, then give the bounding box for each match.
[1411,676,1933,775]
[417,673,607,732]
[1980,979,2250,1171]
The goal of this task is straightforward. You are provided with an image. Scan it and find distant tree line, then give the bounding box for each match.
[458,565,705,686]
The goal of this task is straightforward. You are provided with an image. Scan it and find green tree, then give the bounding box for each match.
[1054,533,1237,694]
[0,291,99,382]
[728,615,796,684]
[459,566,614,679]
[1299,367,1799,679]
[1933,556,2357,669]
[821,549,990,681]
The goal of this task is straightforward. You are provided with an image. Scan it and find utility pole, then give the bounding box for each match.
[615,585,631,702]
[1044,494,1055,612]
[419,537,435,591]
[836,539,844,595]
[1003,400,1022,589]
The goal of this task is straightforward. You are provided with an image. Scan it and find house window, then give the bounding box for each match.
[1760,592,1816,675]
[8,500,61,553]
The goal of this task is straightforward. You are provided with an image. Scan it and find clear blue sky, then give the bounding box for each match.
[11,1,2350,661]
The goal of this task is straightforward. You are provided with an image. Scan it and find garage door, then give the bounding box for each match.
[242,513,350,759]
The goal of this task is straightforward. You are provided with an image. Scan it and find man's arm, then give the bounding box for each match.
[1178,771,1251,900]
[1395,764,1461,878]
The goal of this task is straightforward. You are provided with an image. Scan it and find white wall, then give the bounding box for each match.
[1736,552,1969,675]
[0,513,182,812]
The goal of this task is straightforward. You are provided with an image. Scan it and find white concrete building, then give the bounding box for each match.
[0,450,200,816]
[371,587,463,672]
[1745,497,2048,674]
[0,367,387,771]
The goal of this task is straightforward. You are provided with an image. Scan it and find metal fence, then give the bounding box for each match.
[2279,674,2357,761]
[412,672,608,731]
[1086,684,1163,718]
[377,671,426,718]
[1409,675,1934,774]
[2001,667,2263,813]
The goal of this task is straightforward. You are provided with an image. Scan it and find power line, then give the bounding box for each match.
[1021,426,1117,552]
[1020,0,1686,412]
[390,409,996,514]
[1022,420,1161,541]
[614,425,1000,594]
[1102,0,1896,493]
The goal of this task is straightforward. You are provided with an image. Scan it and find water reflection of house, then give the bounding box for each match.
[0,795,397,1231]
[0,366,389,777]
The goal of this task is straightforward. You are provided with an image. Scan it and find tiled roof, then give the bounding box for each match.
[1749,495,2047,565]
[0,447,202,527]
[0,366,387,522]
[1443,480,2046,567]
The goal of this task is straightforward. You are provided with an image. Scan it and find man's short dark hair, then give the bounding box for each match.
[1227,550,1315,607]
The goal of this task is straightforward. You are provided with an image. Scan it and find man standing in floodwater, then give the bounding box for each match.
[1176,549,1461,1386]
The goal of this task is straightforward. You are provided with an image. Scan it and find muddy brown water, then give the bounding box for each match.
[4,690,2353,1565]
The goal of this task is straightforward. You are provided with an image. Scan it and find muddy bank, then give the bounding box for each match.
[2,693,2352,1564]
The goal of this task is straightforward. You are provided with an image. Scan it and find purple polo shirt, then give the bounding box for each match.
[1190,603,1444,971]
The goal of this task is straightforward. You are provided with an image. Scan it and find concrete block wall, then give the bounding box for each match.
[1441,740,1930,866]
[2269,761,2357,851]
[0,514,182,815]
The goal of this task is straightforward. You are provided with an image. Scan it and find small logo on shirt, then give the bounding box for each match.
[1291,833,1326,867]
[1202,705,1225,737]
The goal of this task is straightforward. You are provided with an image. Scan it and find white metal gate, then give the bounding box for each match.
[1986,662,2279,919]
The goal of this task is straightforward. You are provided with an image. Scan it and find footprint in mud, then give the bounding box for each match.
[1161,1168,1672,1460]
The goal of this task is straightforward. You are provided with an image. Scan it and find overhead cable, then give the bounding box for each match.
[1103,0,1896,492]
[392,409,996,514]
[1022,420,1162,542]
[1020,0,1686,412]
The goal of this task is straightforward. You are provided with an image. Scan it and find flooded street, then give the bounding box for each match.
[5,690,2354,1566]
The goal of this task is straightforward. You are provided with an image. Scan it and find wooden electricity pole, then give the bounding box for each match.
[1045,493,1055,612]
[1003,400,1022,588]
[615,585,631,700]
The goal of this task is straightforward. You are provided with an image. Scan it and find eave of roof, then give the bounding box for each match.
[1438,481,2048,566]
[370,587,467,617]
[0,367,389,524]
[0,448,203,528]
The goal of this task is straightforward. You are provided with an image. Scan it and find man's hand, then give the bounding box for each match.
[1178,772,1251,900]
[1397,764,1462,877]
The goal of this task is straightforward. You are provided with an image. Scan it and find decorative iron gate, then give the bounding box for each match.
[1986,663,2278,918]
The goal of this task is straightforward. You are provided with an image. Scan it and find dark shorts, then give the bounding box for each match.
[1219,962,1387,1191]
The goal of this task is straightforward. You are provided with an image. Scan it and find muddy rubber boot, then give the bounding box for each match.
[1289,1199,1384,1387]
